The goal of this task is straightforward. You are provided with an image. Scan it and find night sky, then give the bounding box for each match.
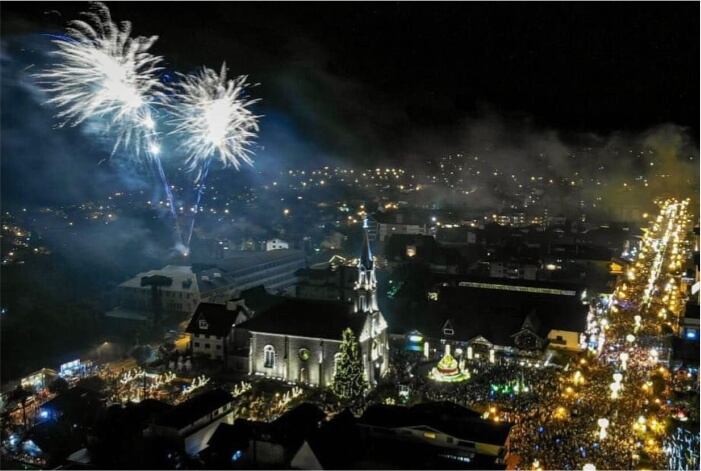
[1,2,698,205]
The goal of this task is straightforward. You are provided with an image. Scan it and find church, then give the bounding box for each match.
[235,221,389,387]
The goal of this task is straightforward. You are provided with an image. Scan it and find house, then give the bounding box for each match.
[108,265,238,326]
[185,298,252,360]
[265,238,289,251]
[387,277,588,359]
[357,402,514,466]
[39,386,107,426]
[200,403,325,469]
[147,388,235,456]
[371,211,429,243]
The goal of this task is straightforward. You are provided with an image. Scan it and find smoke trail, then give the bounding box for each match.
[185,158,212,249]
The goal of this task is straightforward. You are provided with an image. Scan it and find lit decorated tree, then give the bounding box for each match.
[332,328,368,400]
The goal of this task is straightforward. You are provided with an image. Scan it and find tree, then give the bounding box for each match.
[48,377,69,395]
[332,328,368,401]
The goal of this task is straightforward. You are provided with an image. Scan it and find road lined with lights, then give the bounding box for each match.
[507,197,695,471]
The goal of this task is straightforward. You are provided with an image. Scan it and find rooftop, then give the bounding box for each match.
[236,298,365,341]
[359,402,513,446]
[155,388,233,431]
[185,302,248,337]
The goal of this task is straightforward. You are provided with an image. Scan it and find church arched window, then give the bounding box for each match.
[264,345,276,369]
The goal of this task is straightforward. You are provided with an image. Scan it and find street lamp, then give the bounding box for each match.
[619,352,629,371]
[597,418,610,439]
[583,464,596,471]
[610,382,621,399]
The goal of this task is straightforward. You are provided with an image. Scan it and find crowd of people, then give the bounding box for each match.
[387,342,677,470]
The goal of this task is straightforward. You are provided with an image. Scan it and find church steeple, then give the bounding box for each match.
[355,218,378,312]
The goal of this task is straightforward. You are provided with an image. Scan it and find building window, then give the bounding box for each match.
[194,342,200,347]
[216,345,222,350]
[205,344,211,349]
[264,345,276,369]
[199,318,209,330]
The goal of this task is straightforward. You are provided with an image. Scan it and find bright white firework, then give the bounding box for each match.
[170,63,260,182]
[35,2,165,158]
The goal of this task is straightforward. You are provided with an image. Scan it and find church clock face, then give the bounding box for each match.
[298,348,311,362]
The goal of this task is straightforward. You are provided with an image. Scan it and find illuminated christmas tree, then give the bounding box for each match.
[332,328,368,400]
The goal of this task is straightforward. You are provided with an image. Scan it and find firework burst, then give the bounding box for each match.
[170,63,260,183]
[35,1,165,158]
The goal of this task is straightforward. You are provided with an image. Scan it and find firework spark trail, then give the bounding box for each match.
[152,150,184,247]
[35,2,185,250]
[169,63,260,183]
[185,160,212,248]
[169,62,260,250]
[35,2,165,157]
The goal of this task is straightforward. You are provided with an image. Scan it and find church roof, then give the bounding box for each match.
[236,298,365,341]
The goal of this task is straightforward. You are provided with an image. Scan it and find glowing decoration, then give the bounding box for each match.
[424,341,430,360]
[408,335,423,343]
[430,353,469,382]
[573,370,583,386]
[331,328,368,400]
[170,63,260,182]
[646,349,660,365]
[619,352,629,371]
[597,418,610,440]
[610,382,621,399]
[626,334,636,343]
[489,349,495,364]
[467,346,473,360]
[583,464,596,471]
[298,348,311,362]
[232,381,252,398]
[664,425,701,470]
[182,374,210,396]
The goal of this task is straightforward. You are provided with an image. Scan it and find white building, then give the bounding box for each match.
[372,212,428,242]
[112,265,237,320]
[265,239,289,251]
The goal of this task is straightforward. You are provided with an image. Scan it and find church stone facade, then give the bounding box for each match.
[237,221,389,387]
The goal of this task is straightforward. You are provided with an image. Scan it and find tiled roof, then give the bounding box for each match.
[185,303,246,337]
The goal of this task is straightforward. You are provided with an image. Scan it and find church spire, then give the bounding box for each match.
[355,218,377,312]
